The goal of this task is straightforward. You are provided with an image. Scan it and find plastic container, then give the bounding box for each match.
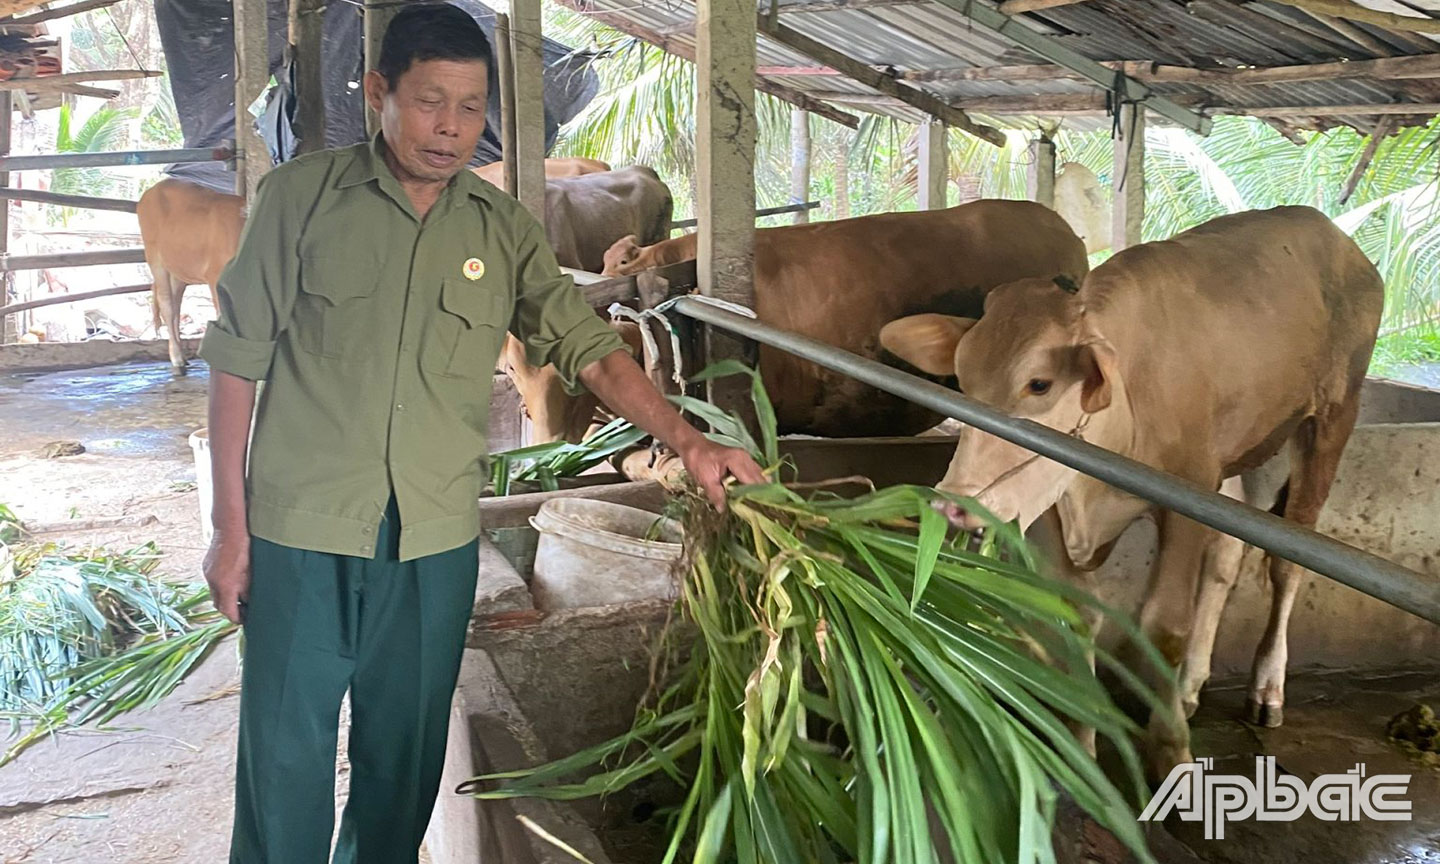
[528,497,684,610]
[189,427,212,544]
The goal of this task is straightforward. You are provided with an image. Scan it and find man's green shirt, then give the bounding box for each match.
[199,136,625,561]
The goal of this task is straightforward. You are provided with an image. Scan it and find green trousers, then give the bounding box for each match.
[230,496,479,864]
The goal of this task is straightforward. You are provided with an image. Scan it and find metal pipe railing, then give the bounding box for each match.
[0,145,235,172]
[670,201,820,230]
[672,296,1440,626]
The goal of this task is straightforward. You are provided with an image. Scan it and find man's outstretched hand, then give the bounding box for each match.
[675,438,766,511]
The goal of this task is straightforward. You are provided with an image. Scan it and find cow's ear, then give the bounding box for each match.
[603,234,642,272]
[879,314,977,377]
[1077,339,1118,413]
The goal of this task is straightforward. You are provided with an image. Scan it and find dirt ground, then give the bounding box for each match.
[0,361,405,864]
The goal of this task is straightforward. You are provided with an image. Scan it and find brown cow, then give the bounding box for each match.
[471,156,611,188]
[597,200,1091,438]
[538,166,673,273]
[142,168,666,426]
[499,166,675,442]
[136,179,246,374]
[879,206,1384,777]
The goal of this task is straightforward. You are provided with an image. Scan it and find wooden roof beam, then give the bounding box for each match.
[757,15,1007,144]
[915,91,1440,118]
[903,52,1440,85]
[2,0,121,26]
[0,69,160,89]
[774,0,930,11]
[997,0,1095,14]
[547,0,859,127]
[926,0,1212,133]
[1265,0,1440,35]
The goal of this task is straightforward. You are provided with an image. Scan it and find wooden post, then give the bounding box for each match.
[1111,103,1145,251]
[510,0,546,219]
[364,0,399,137]
[1027,132,1056,208]
[290,0,326,155]
[0,92,11,344]
[696,0,758,422]
[233,0,270,200]
[918,119,947,209]
[495,13,518,197]
[789,108,811,224]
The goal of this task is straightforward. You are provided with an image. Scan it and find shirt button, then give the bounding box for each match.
[362,526,373,535]
[396,403,405,412]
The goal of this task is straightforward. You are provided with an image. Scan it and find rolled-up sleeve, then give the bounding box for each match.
[510,219,627,395]
[198,172,301,381]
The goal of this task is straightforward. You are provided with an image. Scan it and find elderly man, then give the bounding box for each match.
[199,5,764,862]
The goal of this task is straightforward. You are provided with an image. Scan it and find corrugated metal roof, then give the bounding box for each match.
[574,0,1440,135]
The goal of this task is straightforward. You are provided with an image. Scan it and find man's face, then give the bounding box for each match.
[364,58,488,184]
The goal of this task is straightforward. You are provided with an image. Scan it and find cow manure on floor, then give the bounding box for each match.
[39,440,85,458]
[1387,702,1440,763]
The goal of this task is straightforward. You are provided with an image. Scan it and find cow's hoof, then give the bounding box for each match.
[1245,698,1283,728]
[1147,743,1193,785]
[1181,695,1201,720]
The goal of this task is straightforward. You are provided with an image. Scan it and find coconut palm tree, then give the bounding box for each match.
[49,103,138,226]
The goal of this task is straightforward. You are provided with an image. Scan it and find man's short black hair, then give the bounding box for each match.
[378,3,492,85]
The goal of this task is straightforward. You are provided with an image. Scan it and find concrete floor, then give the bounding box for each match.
[1,360,1437,863]
[1166,670,1440,864]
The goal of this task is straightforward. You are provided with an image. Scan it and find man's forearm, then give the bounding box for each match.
[577,350,709,455]
[208,370,258,535]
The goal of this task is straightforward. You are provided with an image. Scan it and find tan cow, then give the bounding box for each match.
[597,200,1090,439]
[470,156,612,188]
[880,206,1384,777]
[136,179,245,374]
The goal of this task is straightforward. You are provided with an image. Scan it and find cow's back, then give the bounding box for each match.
[754,199,1088,435]
[137,178,245,287]
[1085,206,1384,474]
[543,166,673,271]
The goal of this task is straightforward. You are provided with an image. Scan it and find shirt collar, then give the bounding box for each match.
[336,133,495,212]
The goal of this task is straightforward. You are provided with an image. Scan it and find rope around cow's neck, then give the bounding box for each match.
[608,295,758,390]
[955,410,1092,508]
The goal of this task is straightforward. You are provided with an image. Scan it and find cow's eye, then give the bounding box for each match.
[1027,379,1052,395]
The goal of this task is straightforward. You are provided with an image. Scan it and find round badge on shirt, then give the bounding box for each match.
[463,258,485,280]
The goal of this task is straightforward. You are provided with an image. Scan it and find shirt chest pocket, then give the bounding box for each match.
[423,278,511,379]
[294,255,381,359]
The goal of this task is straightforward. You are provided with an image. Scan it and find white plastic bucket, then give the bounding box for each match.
[189,427,213,544]
[528,497,684,610]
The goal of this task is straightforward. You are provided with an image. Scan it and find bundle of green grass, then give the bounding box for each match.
[466,364,1167,864]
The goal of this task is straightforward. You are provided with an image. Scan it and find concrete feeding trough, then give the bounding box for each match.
[425,377,1440,863]
[427,480,682,864]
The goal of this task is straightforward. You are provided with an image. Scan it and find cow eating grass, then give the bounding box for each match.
[881,205,1384,779]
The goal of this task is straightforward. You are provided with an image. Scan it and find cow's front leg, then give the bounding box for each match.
[1178,476,1248,718]
[1136,511,1212,781]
